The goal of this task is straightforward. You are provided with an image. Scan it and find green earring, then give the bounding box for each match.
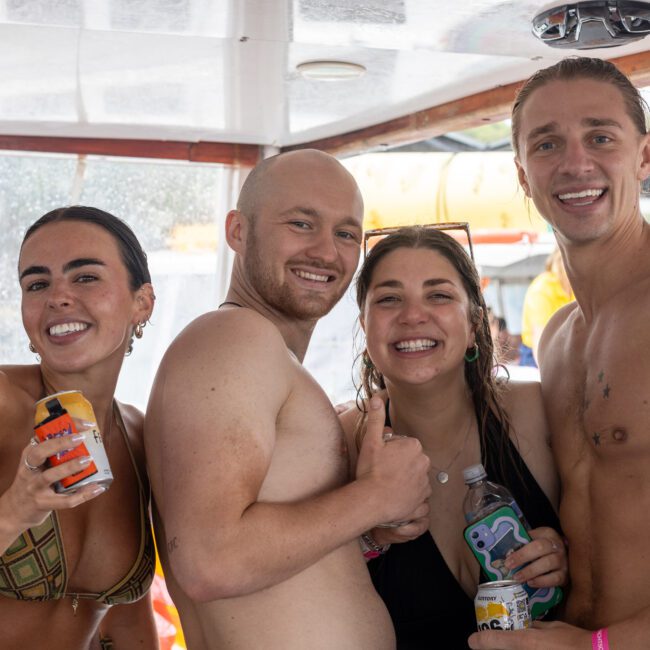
[464,345,479,363]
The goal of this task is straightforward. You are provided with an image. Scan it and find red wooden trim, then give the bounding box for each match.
[283,50,650,157]
[0,135,261,167]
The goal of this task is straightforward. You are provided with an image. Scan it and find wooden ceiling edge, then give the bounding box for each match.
[0,135,262,167]
[2,50,650,164]
[283,49,650,158]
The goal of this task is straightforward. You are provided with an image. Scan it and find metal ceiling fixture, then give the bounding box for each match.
[532,1,650,49]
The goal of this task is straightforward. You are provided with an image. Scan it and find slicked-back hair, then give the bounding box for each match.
[512,56,648,156]
[21,206,151,290]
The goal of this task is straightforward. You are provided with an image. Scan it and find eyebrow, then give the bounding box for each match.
[373,278,455,290]
[284,206,362,230]
[19,258,106,281]
[527,117,623,141]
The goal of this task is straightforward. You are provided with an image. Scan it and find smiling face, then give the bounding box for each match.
[361,247,477,387]
[515,78,650,245]
[240,152,364,320]
[19,220,151,374]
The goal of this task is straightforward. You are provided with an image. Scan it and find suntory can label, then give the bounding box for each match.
[34,390,113,494]
[475,580,530,631]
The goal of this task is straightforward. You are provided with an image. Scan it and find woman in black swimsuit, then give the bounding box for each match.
[0,207,157,648]
[340,226,567,649]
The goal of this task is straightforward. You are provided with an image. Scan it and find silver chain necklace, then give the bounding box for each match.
[430,415,474,484]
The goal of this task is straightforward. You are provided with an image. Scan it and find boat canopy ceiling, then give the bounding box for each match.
[5,0,650,161]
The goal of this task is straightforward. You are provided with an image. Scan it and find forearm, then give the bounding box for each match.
[0,496,26,555]
[606,608,650,649]
[468,611,650,649]
[170,478,384,601]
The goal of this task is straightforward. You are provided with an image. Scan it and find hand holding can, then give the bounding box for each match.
[0,433,106,543]
[34,391,113,494]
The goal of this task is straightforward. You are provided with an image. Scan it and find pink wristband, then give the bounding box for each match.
[592,628,609,650]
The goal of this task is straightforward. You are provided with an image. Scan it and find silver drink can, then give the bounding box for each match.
[475,580,530,631]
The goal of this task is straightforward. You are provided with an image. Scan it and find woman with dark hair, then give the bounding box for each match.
[0,207,158,648]
[340,225,567,649]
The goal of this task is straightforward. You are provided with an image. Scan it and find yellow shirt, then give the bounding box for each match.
[521,271,573,348]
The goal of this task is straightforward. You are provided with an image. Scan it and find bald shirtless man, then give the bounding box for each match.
[145,149,431,649]
[469,58,650,650]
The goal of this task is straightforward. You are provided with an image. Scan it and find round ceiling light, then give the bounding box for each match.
[297,60,366,80]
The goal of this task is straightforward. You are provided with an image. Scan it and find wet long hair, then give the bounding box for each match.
[354,226,516,476]
[21,206,151,291]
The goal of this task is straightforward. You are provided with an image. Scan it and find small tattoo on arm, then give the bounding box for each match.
[593,432,601,446]
[167,537,179,554]
[603,384,611,399]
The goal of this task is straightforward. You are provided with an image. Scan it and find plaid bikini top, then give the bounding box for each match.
[0,402,155,605]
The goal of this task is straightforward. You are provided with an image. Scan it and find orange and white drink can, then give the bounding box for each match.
[34,390,113,494]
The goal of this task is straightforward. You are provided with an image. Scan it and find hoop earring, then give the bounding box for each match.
[134,322,144,339]
[464,345,479,363]
[28,342,37,354]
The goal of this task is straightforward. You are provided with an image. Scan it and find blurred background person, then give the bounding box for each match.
[519,249,573,367]
[487,307,519,365]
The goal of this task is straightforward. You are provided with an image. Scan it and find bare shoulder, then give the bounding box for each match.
[115,400,145,460]
[338,400,365,465]
[0,366,39,432]
[158,308,291,378]
[500,380,544,430]
[499,379,558,506]
[146,307,293,452]
[338,401,364,438]
[538,300,578,360]
[115,400,143,434]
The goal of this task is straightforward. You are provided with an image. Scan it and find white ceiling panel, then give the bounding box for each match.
[2,0,650,146]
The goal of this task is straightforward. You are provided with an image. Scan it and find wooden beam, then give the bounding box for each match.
[283,50,650,157]
[0,135,261,167]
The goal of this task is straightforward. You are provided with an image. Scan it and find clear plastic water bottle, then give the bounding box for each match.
[462,463,529,529]
[462,463,563,620]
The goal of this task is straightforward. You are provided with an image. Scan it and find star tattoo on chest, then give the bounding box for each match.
[593,432,601,446]
[603,384,611,399]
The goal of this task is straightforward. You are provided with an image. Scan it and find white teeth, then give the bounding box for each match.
[394,338,437,352]
[294,270,329,282]
[49,322,88,336]
[558,189,604,200]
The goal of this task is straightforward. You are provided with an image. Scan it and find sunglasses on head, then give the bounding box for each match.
[363,221,475,261]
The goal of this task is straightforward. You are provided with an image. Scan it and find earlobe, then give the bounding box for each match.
[515,158,531,197]
[225,210,246,253]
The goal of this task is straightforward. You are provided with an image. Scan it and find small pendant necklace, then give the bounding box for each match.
[430,415,474,485]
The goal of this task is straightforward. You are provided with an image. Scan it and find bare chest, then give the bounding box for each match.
[541,307,650,470]
[260,364,349,501]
